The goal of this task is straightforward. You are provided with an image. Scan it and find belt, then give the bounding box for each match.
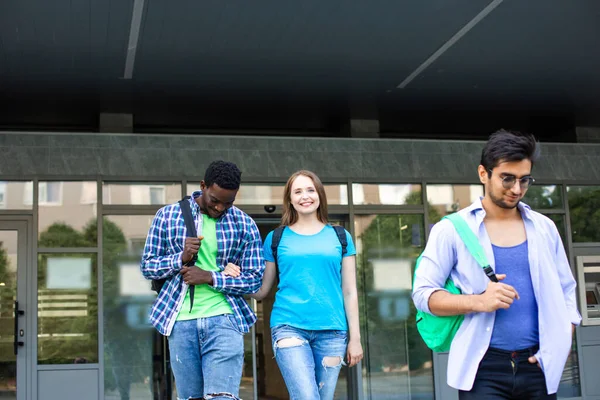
[487,345,539,359]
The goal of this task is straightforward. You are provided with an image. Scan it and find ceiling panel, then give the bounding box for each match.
[0,0,135,86]
[402,0,600,107]
[133,0,491,93]
[1,1,599,129]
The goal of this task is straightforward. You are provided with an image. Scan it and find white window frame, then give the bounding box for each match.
[0,182,6,208]
[130,185,166,205]
[149,186,166,205]
[80,182,98,204]
[24,182,63,206]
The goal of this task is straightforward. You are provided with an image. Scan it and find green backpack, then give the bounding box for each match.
[414,213,498,352]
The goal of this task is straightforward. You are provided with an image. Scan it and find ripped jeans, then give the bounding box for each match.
[271,324,347,400]
[168,315,244,400]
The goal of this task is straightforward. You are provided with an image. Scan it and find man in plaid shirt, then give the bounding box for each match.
[141,160,265,400]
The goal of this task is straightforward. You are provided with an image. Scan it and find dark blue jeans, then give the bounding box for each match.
[459,347,557,400]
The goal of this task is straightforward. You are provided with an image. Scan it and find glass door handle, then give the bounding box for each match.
[14,301,25,355]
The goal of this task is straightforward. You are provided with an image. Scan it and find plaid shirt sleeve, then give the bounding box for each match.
[140,206,184,280]
[211,216,265,295]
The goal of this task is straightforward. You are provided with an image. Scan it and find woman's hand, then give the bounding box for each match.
[223,263,241,277]
[346,338,363,367]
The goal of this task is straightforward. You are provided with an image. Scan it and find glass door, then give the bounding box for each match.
[0,219,30,400]
[250,216,353,400]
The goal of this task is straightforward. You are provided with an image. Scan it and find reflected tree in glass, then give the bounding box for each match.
[0,242,11,288]
[356,191,437,399]
[0,241,15,394]
[39,223,93,248]
[568,186,600,242]
[38,223,98,364]
[357,213,433,399]
[523,185,562,209]
[91,218,156,400]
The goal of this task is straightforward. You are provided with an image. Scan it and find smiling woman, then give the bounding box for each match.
[231,169,363,400]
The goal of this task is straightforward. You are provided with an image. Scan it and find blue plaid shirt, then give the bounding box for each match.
[141,191,265,336]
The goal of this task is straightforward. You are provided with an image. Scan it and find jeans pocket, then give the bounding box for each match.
[333,330,348,339]
[270,324,289,337]
[224,314,243,335]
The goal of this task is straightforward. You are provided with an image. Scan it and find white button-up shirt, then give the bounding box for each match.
[412,199,581,394]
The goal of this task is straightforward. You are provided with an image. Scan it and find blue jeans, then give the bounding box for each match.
[168,315,244,400]
[459,346,556,400]
[271,324,348,400]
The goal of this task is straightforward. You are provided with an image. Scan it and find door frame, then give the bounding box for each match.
[0,215,34,400]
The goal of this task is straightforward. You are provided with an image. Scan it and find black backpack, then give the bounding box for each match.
[151,197,198,307]
[270,224,348,266]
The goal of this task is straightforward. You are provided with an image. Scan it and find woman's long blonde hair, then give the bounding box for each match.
[281,170,329,227]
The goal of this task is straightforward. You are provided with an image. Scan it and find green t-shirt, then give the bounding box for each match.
[177,214,232,320]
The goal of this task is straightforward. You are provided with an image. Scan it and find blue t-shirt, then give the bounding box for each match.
[490,240,540,350]
[263,225,356,331]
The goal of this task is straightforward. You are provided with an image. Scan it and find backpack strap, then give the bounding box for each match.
[444,213,498,283]
[179,196,199,312]
[331,225,348,256]
[270,226,285,266]
[271,224,348,265]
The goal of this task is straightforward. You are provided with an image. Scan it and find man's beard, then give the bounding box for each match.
[489,190,520,210]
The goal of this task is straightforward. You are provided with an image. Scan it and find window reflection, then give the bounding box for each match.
[353,184,422,206]
[37,253,98,364]
[427,184,483,224]
[545,214,567,247]
[556,336,581,398]
[103,215,159,400]
[567,186,600,242]
[325,185,348,205]
[38,182,97,247]
[523,185,563,209]
[354,214,433,400]
[186,184,348,205]
[0,182,5,208]
[102,183,180,205]
[0,181,33,209]
[0,231,18,395]
[24,182,63,206]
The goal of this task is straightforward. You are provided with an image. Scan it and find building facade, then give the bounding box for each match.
[1,131,600,400]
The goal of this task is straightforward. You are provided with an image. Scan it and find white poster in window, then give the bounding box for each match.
[372,258,413,291]
[120,262,154,296]
[46,257,92,290]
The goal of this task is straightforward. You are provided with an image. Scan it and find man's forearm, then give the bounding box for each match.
[141,253,182,280]
[211,271,262,295]
[428,290,483,316]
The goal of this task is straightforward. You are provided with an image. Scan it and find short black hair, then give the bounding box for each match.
[480,129,540,173]
[204,160,242,190]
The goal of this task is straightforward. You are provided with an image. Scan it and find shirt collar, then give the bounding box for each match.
[467,196,532,220]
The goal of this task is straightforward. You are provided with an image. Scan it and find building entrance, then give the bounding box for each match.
[0,218,32,400]
[243,216,352,400]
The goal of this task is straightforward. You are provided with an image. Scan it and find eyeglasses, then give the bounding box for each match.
[489,169,535,190]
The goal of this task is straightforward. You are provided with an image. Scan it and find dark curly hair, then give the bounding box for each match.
[481,129,540,176]
[204,160,242,190]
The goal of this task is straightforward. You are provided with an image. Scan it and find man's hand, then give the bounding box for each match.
[180,266,213,285]
[182,236,204,264]
[475,274,520,313]
[528,355,541,368]
[223,263,241,277]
